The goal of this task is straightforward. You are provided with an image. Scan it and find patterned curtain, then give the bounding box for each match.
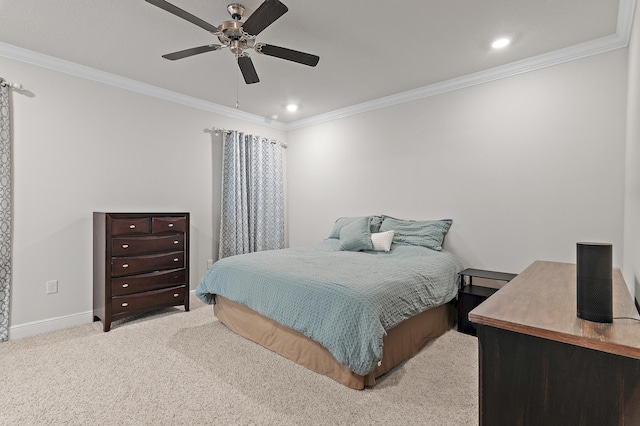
[0,79,12,342]
[219,131,285,259]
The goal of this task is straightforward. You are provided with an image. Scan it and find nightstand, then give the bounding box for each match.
[457,268,517,336]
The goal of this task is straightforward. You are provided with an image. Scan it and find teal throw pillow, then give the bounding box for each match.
[339,217,373,251]
[328,215,382,239]
[379,217,452,251]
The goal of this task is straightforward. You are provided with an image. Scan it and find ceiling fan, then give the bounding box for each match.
[145,0,320,84]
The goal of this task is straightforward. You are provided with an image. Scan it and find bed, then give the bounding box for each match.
[196,215,463,389]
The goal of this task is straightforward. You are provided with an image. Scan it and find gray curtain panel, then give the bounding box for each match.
[0,79,13,342]
[219,130,285,259]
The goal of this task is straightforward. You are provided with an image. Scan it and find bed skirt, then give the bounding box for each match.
[213,295,455,389]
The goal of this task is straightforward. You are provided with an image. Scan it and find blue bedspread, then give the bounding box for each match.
[196,239,463,375]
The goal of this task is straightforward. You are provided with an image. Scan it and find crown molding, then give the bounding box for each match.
[0,41,287,131]
[286,0,635,131]
[617,0,637,41]
[0,0,634,133]
[286,40,631,131]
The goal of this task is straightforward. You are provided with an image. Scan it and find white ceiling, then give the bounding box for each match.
[0,0,631,126]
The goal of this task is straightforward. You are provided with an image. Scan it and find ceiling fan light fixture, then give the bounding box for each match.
[491,38,511,49]
[230,40,243,55]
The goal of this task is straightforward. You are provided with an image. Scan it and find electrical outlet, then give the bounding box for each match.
[206,259,214,269]
[46,280,58,294]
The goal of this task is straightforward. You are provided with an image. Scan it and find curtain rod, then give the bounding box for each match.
[0,79,23,90]
[211,127,287,149]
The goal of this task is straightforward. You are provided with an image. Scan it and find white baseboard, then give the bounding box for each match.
[8,290,199,340]
[9,311,94,340]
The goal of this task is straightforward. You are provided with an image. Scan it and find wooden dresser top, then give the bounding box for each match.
[469,260,640,360]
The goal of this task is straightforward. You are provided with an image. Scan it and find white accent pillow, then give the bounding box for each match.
[371,230,395,252]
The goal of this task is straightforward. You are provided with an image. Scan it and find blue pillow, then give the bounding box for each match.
[339,217,373,251]
[379,216,452,251]
[328,216,382,239]
[369,215,383,233]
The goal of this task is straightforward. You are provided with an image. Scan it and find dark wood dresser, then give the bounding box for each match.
[93,212,190,332]
[469,261,640,425]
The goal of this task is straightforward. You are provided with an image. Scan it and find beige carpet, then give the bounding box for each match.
[0,295,479,425]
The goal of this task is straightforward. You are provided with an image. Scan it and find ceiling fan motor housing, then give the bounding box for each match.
[218,19,255,55]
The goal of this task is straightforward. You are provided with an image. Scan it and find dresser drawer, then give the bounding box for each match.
[111,269,186,296]
[111,251,184,277]
[111,285,187,315]
[112,234,184,256]
[111,218,151,236]
[152,216,187,234]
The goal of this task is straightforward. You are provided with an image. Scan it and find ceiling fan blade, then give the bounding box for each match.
[257,44,319,67]
[238,55,260,84]
[242,0,288,36]
[145,0,219,33]
[162,44,222,60]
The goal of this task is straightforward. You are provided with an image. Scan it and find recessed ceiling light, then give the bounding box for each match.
[491,38,511,49]
[286,104,298,112]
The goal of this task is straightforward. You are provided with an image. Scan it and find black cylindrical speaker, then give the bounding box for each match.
[576,242,612,323]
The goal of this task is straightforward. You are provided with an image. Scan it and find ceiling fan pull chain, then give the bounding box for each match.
[236,65,240,109]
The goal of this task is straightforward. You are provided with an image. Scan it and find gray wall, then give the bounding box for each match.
[0,56,286,337]
[287,49,628,278]
[624,2,640,307]
[3,20,637,338]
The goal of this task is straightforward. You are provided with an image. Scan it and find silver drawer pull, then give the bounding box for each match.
[173,240,179,244]
[122,283,129,288]
[122,244,129,249]
[173,258,179,262]
[168,223,174,227]
[122,302,129,307]
[122,264,129,268]
[173,293,179,297]
[129,224,136,229]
